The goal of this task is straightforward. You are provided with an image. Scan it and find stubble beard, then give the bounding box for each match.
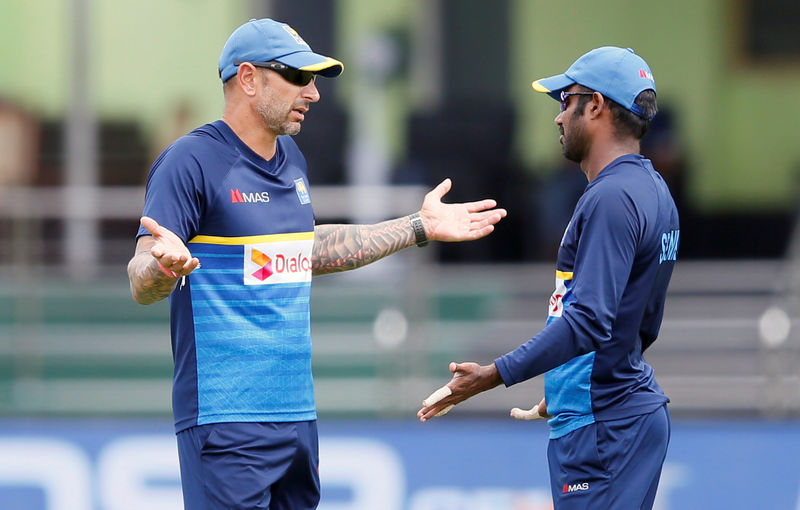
[255,95,302,136]
[562,113,589,163]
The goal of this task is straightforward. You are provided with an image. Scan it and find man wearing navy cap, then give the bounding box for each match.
[127,18,506,510]
[418,47,679,510]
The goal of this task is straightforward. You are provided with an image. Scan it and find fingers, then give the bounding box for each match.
[434,405,455,417]
[151,250,201,277]
[457,209,506,240]
[429,177,453,201]
[537,397,548,417]
[464,201,508,219]
[510,404,543,421]
[464,199,499,213]
[418,361,488,422]
[153,251,188,268]
[465,206,507,233]
[510,397,549,420]
[180,257,202,274]
[418,401,454,422]
[469,210,506,229]
[464,224,496,241]
[419,365,458,422]
[422,385,452,407]
[479,209,508,223]
[140,216,161,237]
[141,217,199,276]
[421,386,456,417]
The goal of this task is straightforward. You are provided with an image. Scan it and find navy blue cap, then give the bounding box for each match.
[218,18,343,82]
[532,46,656,119]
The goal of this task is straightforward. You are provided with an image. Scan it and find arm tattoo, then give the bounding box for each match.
[127,251,179,305]
[313,217,415,275]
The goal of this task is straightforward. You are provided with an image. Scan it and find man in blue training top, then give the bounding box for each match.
[417,47,679,510]
[127,18,506,510]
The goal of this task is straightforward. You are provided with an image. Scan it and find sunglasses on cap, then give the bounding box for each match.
[560,90,594,111]
[233,60,316,86]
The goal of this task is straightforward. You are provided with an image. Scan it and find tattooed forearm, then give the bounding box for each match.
[313,216,416,275]
[127,251,179,305]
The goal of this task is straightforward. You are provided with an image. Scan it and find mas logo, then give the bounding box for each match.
[563,482,590,493]
[231,189,270,204]
[244,239,313,285]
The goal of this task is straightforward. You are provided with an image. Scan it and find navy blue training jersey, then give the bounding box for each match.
[495,154,679,438]
[137,120,317,432]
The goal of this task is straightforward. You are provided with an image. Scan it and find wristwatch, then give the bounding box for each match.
[409,212,429,247]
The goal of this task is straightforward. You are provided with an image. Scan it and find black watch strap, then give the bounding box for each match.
[409,213,429,247]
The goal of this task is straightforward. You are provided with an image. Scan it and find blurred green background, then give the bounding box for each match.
[3,0,799,209]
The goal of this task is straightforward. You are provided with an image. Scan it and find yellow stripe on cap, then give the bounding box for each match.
[532,80,551,93]
[189,232,314,245]
[299,56,344,73]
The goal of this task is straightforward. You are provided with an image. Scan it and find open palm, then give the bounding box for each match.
[140,216,200,276]
[419,179,507,242]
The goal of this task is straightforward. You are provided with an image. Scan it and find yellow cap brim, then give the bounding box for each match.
[532,80,551,93]
[299,57,344,77]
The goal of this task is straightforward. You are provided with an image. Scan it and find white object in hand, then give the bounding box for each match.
[510,404,543,420]
[423,386,455,417]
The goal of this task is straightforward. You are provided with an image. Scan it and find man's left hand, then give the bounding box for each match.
[419,179,507,242]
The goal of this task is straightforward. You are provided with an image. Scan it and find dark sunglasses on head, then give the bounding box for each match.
[233,60,316,86]
[560,90,594,111]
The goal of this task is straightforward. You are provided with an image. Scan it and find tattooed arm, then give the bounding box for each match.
[312,178,507,276]
[313,217,416,275]
[127,216,200,305]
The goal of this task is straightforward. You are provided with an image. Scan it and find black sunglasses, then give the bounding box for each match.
[233,60,316,86]
[560,90,594,111]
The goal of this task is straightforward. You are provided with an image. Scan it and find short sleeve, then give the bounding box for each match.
[137,142,204,243]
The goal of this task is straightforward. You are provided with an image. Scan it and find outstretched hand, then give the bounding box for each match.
[419,179,507,242]
[417,361,503,422]
[140,216,200,277]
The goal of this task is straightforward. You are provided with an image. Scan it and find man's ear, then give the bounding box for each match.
[587,91,605,119]
[235,63,259,97]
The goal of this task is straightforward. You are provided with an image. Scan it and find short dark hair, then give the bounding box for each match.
[607,90,657,139]
[572,86,657,140]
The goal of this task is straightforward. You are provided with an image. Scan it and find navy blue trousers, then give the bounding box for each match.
[177,421,319,510]
[548,405,670,509]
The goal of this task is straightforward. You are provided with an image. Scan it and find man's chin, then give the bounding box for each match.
[282,122,302,136]
[562,146,582,163]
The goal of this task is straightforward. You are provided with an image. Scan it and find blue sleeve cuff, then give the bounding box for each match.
[494,356,515,387]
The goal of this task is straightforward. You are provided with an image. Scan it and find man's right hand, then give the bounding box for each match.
[127,217,200,305]
[417,362,503,422]
[140,216,200,277]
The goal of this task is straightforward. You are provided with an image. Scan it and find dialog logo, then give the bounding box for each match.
[250,248,273,281]
[548,273,571,318]
[244,239,313,285]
